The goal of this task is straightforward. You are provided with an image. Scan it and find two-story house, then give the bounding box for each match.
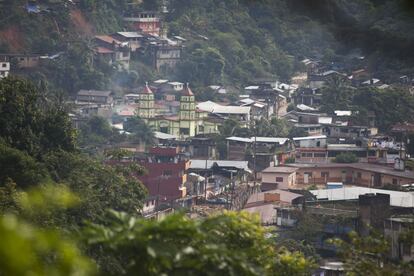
[94,35,131,70]
[76,90,113,106]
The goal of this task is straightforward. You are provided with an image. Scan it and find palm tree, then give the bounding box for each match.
[124,116,155,147]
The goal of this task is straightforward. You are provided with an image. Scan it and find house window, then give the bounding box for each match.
[1,63,6,68]
[314,153,326,158]
[304,172,312,177]
[357,172,362,178]
[276,177,283,182]
[321,172,329,178]
[180,128,189,135]
[392,178,398,185]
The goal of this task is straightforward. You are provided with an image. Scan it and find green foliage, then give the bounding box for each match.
[42,150,147,224]
[286,213,323,243]
[0,214,95,276]
[288,127,308,138]
[333,153,358,163]
[78,115,125,147]
[320,79,414,131]
[352,87,414,131]
[85,210,315,275]
[331,231,414,276]
[0,78,76,157]
[0,185,95,276]
[104,148,133,161]
[252,118,291,137]
[124,116,155,146]
[170,0,303,86]
[177,46,225,86]
[320,75,353,114]
[275,239,320,263]
[0,143,49,188]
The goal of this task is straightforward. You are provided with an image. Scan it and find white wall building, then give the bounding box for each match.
[0,61,10,79]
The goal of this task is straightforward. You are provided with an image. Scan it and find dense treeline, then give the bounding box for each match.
[1,0,413,96]
[320,75,414,131]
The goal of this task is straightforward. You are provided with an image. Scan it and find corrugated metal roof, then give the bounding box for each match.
[318,116,333,124]
[334,110,352,116]
[197,101,250,114]
[262,166,298,173]
[116,32,143,38]
[310,187,414,208]
[190,159,250,172]
[77,90,111,97]
[293,135,327,141]
[226,137,289,144]
[154,131,178,140]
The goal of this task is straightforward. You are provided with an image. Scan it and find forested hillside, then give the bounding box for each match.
[0,0,413,94]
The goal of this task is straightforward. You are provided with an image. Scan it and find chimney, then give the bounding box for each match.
[264,193,280,203]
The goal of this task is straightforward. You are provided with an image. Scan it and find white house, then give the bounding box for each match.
[0,61,10,79]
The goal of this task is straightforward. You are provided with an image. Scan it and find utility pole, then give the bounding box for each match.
[204,158,208,200]
[229,170,234,210]
[156,176,161,220]
[253,123,257,188]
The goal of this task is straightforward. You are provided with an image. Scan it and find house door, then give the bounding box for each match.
[304,173,310,184]
[342,171,346,183]
[374,173,381,187]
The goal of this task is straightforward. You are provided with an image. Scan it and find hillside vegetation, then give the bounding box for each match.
[0,0,413,93]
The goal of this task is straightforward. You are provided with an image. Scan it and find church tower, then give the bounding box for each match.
[179,83,196,137]
[137,82,155,121]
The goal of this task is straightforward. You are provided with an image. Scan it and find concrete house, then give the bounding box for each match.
[293,135,328,163]
[150,41,182,72]
[261,166,298,191]
[111,32,144,52]
[76,90,113,106]
[124,11,161,36]
[290,163,414,187]
[384,216,414,262]
[243,189,304,225]
[0,59,10,79]
[94,35,131,70]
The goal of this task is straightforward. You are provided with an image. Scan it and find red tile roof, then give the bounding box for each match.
[140,83,153,94]
[182,83,194,96]
[95,47,114,54]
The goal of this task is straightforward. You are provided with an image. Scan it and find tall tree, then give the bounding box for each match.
[0,78,76,157]
[124,116,155,146]
[320,75,353,114]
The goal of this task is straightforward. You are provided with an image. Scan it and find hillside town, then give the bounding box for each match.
[49,8,414,273]
[1,0,414,275]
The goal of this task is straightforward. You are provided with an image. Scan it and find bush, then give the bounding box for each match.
[333,153,358,163]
